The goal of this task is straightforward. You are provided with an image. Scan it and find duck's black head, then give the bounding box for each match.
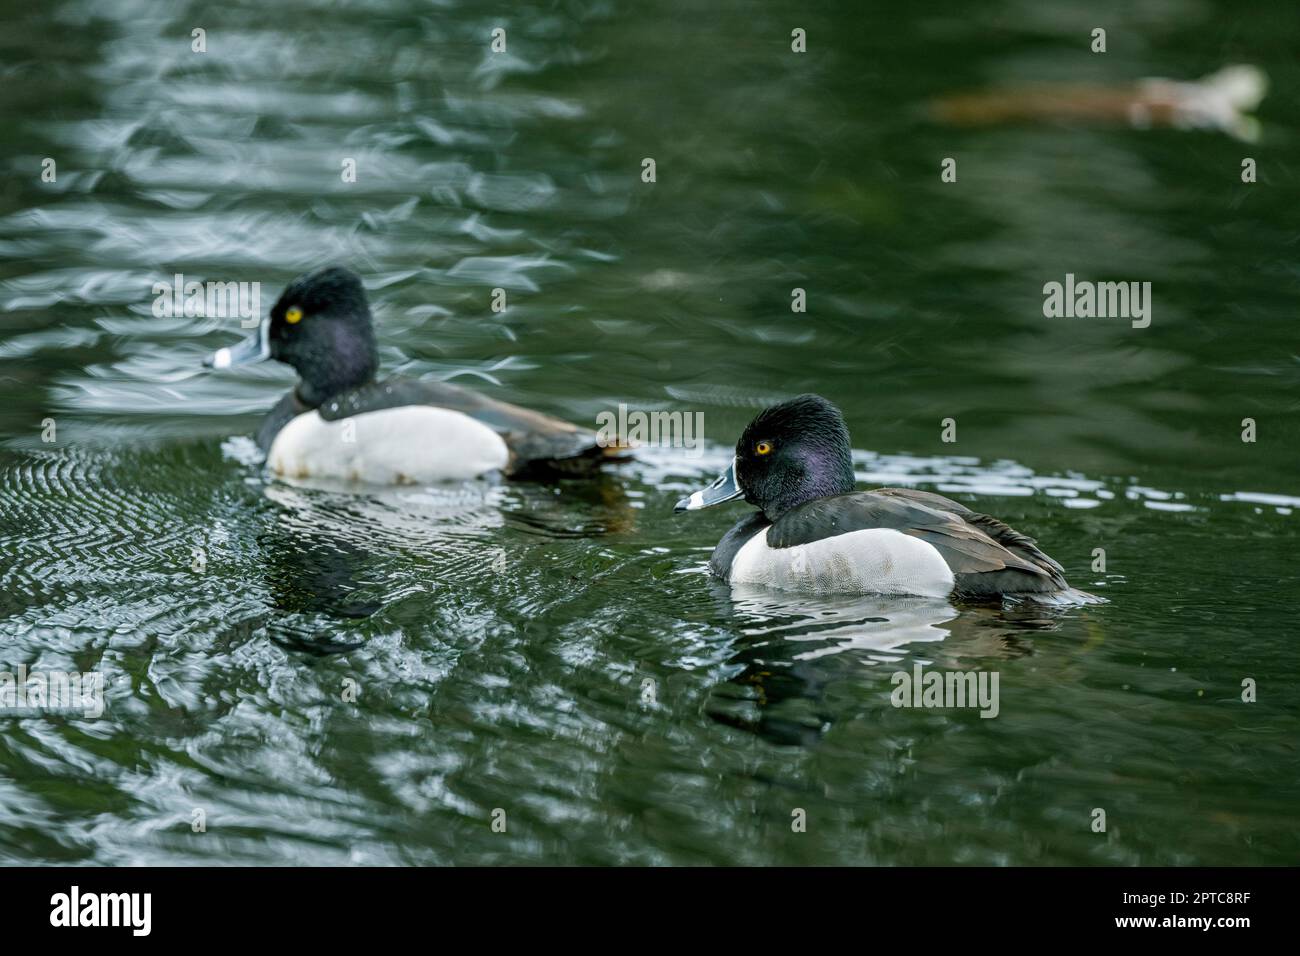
[204,266,379,407]
[674,394,856,521]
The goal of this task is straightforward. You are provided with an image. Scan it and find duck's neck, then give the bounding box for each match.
[763,453,855,521]
[295,327,378,408]
[297,365,375,408]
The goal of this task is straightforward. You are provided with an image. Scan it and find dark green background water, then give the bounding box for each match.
[1,0,1296,864]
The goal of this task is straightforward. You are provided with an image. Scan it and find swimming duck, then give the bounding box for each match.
[674,394,1086,601]
[204,266,625,483]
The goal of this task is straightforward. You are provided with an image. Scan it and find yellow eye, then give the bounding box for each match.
[285,306,303,324]
[755,441,773,456]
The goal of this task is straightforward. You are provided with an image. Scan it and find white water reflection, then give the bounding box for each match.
[727,586,957,661]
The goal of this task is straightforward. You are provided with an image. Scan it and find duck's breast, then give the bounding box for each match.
[267,405,509,484]
[729,526,955,597]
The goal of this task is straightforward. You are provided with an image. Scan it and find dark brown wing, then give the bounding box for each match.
[315,376,630,478]
[873,488,1068,589]
[769,488,1068,596]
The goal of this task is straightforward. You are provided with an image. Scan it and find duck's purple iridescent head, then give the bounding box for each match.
[675,394,856,520]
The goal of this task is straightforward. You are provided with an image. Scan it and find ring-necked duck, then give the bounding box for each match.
[204,266,626,483]
[675,394,1093,601]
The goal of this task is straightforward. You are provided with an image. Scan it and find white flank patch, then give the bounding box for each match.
[729,526,955,597]
[267,406,509,484]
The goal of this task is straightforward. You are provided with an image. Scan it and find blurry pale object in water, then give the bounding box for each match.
[930,65,1268,142]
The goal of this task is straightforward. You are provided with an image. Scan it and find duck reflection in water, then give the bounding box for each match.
[255,479,509,650]
[706,583,1069,746]
[252,469,639,652]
